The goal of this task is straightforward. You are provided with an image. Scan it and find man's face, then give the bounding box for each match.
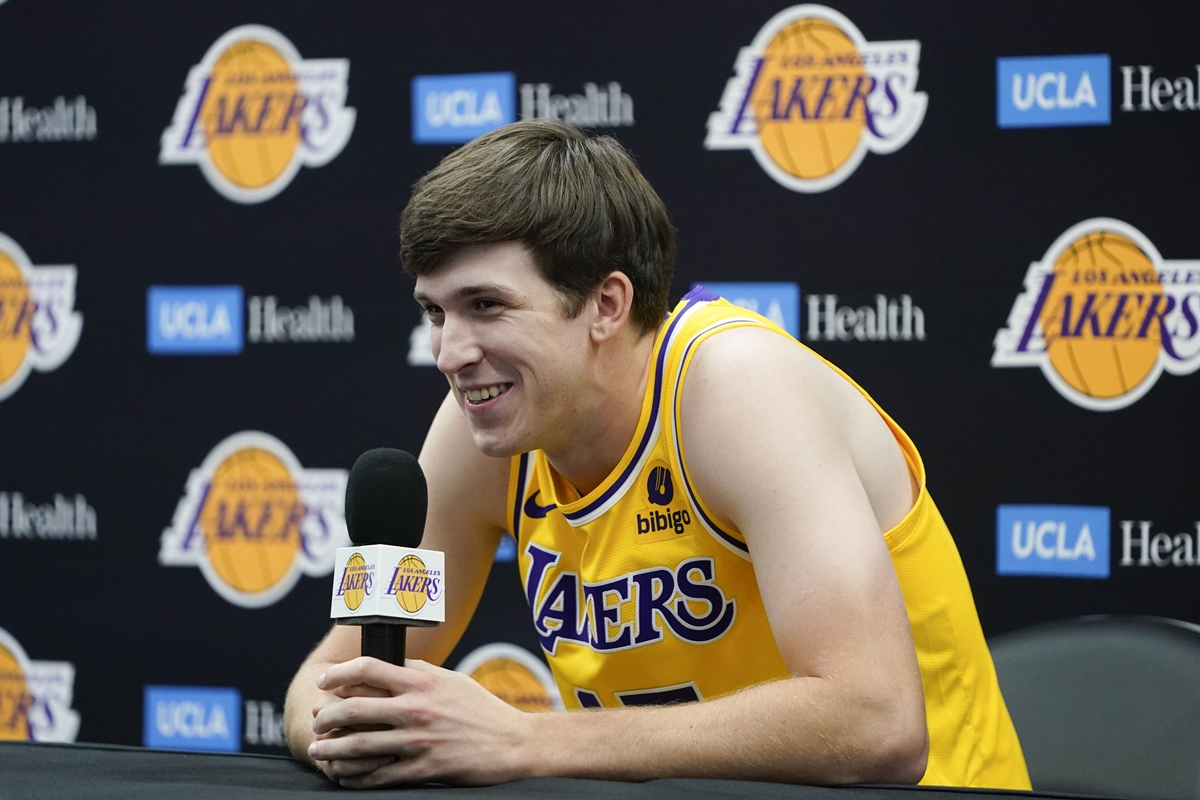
[413,242,595,458]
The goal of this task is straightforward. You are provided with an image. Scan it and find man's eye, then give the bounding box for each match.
[476,299,503,311]
[423,304,443,317]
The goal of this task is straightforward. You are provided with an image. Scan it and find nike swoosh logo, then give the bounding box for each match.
[523,490,557,519]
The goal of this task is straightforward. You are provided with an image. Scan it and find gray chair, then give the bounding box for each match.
[989,616,1200,800]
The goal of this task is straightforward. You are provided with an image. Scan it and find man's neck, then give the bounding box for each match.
[542,326,660,497]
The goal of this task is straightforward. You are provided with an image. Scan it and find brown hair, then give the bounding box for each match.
[399,120,675,333]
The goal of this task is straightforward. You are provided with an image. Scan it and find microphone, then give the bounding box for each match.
[331,448,445,666]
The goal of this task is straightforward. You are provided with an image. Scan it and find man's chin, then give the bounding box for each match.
[470,431,524,460]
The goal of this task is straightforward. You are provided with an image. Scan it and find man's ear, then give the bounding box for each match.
[590,271,635,344]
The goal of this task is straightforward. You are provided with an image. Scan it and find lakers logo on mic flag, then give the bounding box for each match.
[330,545,445,624]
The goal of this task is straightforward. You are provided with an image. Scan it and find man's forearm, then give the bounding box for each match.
[523,675,928,785]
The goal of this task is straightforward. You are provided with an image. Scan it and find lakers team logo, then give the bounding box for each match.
[0,626,79,742]
[455,643,562,713]
[705,5,926,192]
[993,218,1200,410]
[0,233,82,402]
[383,554,443,613]
[335,552,371,611]
[159,431,350,607]
[159,25,356,204]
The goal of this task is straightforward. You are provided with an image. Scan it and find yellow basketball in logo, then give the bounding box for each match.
[469,657,556,713]
[201,40,300,190]
[341,552,367,611]
[1040,231,1163,400]
[0,644,30,740]
[199,447,302,595]
[751,18,867,180]
[0,253,31,386]
[393,554,429,613]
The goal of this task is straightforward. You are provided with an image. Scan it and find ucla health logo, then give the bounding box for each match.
[412,72,515,144]
[160,25,356,204]
[159,431,349,608]
[706,5,926,192]
[996,505,1110,578]
[143,686,240,752]
[997,55,1110,128]
[0,233,82,402]
[0,95,98,143]
[147,286,243,355]
[700,282,800,338]
[0,625,79,742]
[993,219,1200,410]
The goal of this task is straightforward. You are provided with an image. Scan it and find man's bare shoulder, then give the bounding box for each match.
[678,325,914,533]
[682,325,841,423]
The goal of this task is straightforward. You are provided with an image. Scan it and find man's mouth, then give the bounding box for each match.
[463,383,512,405]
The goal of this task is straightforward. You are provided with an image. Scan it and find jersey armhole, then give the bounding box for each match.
[793,343,931,552]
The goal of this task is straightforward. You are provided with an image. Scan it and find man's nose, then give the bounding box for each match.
[434,315,483,375]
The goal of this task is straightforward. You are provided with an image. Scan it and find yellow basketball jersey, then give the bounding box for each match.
[507,289,1030,789]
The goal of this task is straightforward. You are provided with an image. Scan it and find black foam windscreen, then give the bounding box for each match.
[345,448,427,548]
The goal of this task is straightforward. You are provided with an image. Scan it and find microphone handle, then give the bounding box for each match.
[361,623,406,666]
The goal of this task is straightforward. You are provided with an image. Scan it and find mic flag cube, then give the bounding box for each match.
[330,545,445,626]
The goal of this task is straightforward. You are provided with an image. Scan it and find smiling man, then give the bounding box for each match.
[283,121,1030,790]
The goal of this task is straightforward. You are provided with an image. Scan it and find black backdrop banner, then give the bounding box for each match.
[1,0,1196,755]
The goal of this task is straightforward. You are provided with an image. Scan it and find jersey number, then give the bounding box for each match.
[575,682,702,708]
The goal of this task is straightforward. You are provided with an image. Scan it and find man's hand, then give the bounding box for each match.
[308,657,533,788]
[308,671,394,782]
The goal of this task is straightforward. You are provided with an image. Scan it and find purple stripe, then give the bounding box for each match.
[564,299,702,522]
[512,452,530,538]
[684,284,721,302]
[673,321,750,553]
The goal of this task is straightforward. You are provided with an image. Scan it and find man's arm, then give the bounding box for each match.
[284,390,511,772]
[307,327,928,787]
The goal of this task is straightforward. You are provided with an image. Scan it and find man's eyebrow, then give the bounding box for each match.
[413,284,513,303]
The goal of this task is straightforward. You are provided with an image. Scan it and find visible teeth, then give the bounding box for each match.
[466,384,507,403]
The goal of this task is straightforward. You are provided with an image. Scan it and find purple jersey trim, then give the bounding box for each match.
[512,451,531,539]
[563,298,702,523]
[673,320,751,554]
[684,284,721,302]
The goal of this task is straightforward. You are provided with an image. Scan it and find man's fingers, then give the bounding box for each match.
[332,682,391,699]
[319,755,396,780]
[336,756,433,789]
[311,695,424,738]
[313,696,380,736]
[310,685,387,722]
[309,726,418,763]
[318,657,437,695]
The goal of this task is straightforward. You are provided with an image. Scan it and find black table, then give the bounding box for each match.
[0,741,1084,800]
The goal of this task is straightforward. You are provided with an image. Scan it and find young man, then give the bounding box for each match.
[284,121,1030,790]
